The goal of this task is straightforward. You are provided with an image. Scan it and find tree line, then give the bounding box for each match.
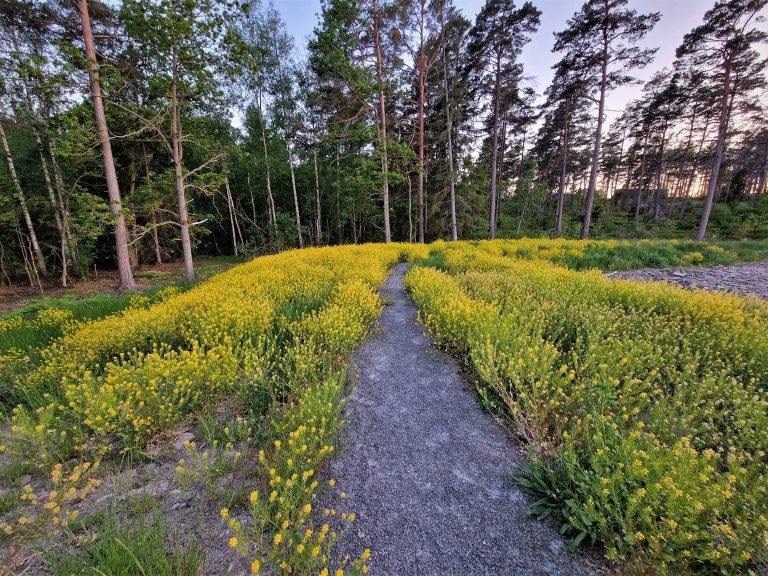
[1,0,766,290]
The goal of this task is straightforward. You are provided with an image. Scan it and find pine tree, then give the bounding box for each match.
[675,0,768,240]
[554,0,659,239]
[467,0,540,239]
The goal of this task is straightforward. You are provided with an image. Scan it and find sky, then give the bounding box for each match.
[276,0,716,125]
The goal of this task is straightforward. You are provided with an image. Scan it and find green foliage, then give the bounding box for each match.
[408,240,768,573]
[55,510,204,576]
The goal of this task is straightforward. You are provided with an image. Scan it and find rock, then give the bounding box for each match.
[175,432,195,450]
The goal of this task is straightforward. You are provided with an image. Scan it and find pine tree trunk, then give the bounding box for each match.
[653,121,668,222]
[0,120,48,276]
[417,40,426,243]
[78,0,135,291]
[635,133,649,224]
[373,4,391,243]
[488,53,502,240]
[170,46,194,281]
[697,56,733,240]
[403,171,411,243]
[555,100,570,234]
[313,148,322,244]
[443,41,457,241]
[582,24,609,240]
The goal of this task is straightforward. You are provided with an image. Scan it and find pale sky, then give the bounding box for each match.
[276,0,721,126]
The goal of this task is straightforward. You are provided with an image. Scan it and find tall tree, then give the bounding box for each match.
[398,0,443,243]
[467,0,540,239]
[122,0,241,280]
[77,0,135,291]
[554,0,659,239]
[675,0,768,240]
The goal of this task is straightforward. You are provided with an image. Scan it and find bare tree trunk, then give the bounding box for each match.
[170,46,194,281]
[698,57,733,240]
[246,168,257,225]
[582,24,609,239]
[0,120,48,276]
[653,121,667,222]
[17,226,43,293]
[49,137,78,272]
[224,174,238,256]
[488,54,502,240]
[258,100,277,234]
[78,0,135,291]
[313,148,322,244]
[149,209,161,265]
[287,142,304,248]
[127,150,139,269]
[373,2,391,243]
[13,33,71,273]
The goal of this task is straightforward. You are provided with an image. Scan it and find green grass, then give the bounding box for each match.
[562,239,768,271]
[55,510,204,576]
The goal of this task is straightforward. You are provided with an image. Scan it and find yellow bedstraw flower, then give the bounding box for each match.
[250,560,260,574]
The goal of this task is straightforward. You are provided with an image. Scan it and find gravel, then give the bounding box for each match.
[321,264,596,576]
[606,261,768,300]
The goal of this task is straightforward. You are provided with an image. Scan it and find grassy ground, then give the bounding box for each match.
[0,257,241,412]
[0,256,240,316]
[562,239,768,271]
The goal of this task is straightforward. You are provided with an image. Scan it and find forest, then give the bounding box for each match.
[0,0,766,292]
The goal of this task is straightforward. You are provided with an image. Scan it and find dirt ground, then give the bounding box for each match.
[0,258,240,314]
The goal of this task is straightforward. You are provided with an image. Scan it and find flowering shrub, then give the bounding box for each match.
[2,244,415,574]
[406,240,768,573]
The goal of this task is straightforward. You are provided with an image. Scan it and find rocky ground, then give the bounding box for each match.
[606,261,768,300]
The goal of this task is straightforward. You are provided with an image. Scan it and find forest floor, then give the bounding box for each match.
[607,261,768,300]
[0,256,241,315]
[320,264,599,575]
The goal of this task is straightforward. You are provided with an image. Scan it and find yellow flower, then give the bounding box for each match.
[250,559,260,574]
[274,533,283,546]
[220,507,229,518]
[249,491,259,504]
[303,503,312,514]
[229,537,238,548]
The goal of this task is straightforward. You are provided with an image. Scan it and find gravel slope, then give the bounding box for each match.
[606,261,768,299]
[322,264,595,576]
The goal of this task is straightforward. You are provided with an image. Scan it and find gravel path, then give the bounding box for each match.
[606,261,768,300]
[323,264,594,575]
